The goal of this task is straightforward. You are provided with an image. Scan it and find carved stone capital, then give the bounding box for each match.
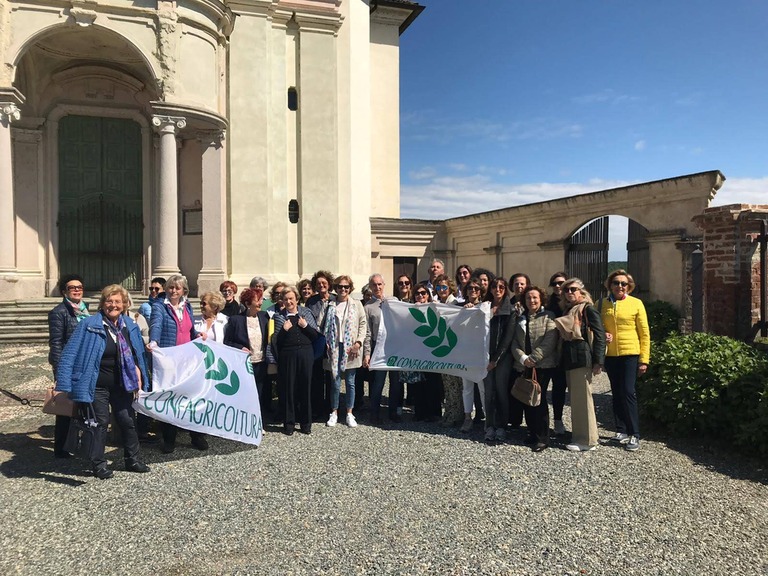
[0,103,21,126]
[152,115,186,134]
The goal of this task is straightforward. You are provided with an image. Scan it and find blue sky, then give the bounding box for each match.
[397,0,768,254]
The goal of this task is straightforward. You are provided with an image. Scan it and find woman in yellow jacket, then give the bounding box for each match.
[599,269,650,452]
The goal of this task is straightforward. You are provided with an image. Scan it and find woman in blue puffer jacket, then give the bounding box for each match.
[56,284,150,479]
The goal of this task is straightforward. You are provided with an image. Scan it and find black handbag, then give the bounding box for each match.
[64,404,100,460]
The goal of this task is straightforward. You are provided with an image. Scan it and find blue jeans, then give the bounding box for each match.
[605,355,640,437]
[331,368,357,411]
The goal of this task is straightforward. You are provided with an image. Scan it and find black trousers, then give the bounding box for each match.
[54,415,71,455]
[91,380,140,470]
[414,372,443,420]
[310,358,331,419]
[521,367,555,443]
[278,345,314,428]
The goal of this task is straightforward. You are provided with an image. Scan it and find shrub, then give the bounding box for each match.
[644,300,680,342]
[641,332,768,457]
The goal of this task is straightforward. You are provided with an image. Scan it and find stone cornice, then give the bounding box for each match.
[151,101,227,131]
[370,0,424,35]
[0,87,25,107]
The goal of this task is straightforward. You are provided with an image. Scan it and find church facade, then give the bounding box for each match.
[0,0,422,299]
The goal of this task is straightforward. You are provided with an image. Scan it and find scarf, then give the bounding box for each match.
[102,314,140,392]
[554,302,588,342]
[67,299,90,322]
[324,300,355,379]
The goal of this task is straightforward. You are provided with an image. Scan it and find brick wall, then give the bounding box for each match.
[693,204,767,339]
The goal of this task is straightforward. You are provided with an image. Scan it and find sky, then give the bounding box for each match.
[397,1,768,258]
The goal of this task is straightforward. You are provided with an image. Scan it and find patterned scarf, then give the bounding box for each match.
[67,299,90,322]
[323,300,355,379]
[102,314,140,393]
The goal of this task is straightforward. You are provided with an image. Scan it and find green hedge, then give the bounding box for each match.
[644,300,680,342]
[641,332,768,457]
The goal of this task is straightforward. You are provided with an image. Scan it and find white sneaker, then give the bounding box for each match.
[326,412,337,427]
[625,436,640,451]
[554,420,566,435]
[346,413,358,428]
[566,443,597,452]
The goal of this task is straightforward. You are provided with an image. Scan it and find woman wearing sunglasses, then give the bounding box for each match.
[409,286,443,422]
[394,274,413,302]
[458,278,486,432]
[546,271,569,436]
[557,278,606,452]
[599,270,650,452]
[219,280,242,317]
[432,274,462,426]
[324,275,367,428]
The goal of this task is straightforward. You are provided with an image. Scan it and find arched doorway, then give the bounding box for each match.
[58,115,143,290]
[567,215,649,300]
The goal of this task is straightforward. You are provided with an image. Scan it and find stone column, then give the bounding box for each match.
[151,115,186,276]
[196,129,228,293]
[0,102,20,281]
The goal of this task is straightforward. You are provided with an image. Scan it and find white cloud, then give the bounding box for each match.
[572,89,643,106]
[710,176,768,207]
[634,140,646,151]
[408,166,438,180]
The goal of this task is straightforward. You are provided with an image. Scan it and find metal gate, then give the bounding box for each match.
[567,216,608,299]
[627,219,650,301]
[58,116,143,290]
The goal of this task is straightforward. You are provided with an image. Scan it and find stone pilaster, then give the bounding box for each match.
[196,129,228,294]
[0,101,21,301]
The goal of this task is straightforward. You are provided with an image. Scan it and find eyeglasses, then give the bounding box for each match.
[221,289,233,295]
[565,286,580,294]
[335,285,351,291]
[415,290,428,296]
[467,286,480,292]
[398,280,411,287]
[550,281,564,287]
[612,280,629,287]
[66,285,84,292]
[493,285,506,291]
[435,285,449,292]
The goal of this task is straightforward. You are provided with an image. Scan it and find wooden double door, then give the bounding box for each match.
[58,115,143,291]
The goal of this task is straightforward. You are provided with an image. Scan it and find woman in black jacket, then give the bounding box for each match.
[47,274,89,458]
[224,288,271,414]
[483,277,515,445]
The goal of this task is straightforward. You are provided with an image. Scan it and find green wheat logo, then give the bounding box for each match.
[194,342,240,396]
[409,306,458,358]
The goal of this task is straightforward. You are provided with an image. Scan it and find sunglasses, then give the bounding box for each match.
[467,286,480,292]
[565,286,580,294]
[550,281,564,287]
[336,285,351,290]
[435,285,449,292]
[66,285,84,291]
[493,285,506,291]
[415,290,428,296]
[221,289,234,294]
[612,281,629,287]
[149,287,161,293]
[398,280,411,286]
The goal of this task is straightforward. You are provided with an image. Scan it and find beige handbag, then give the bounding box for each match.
[511,368,541,407]
[42,386,76,417]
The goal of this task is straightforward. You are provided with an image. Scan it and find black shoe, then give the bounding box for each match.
[139,434,160,444]
[191,437,209,451]
[532,442,548,453]
[300,426,311,435]
[94,467,114,480]
[125,461,151,473]
[283,426,295,436]
[389,414,402,423]
[161,442,175,454]
[54,451,72,459]
[524,434,537,445]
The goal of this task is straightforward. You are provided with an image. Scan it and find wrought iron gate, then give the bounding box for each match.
[627,219,650,300]
[567,216,608,299]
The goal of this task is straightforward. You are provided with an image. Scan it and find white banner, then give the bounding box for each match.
[133,340,262,446]
[370,300,491,383]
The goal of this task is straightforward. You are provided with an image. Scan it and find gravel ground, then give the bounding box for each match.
[0,344,766,576]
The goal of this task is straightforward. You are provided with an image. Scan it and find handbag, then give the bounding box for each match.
[42,386,76,417]
[63,404,101,460]
[511,367,541,407]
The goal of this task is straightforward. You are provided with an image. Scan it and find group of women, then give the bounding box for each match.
[394,264,650,453]
[48,264,649,477]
